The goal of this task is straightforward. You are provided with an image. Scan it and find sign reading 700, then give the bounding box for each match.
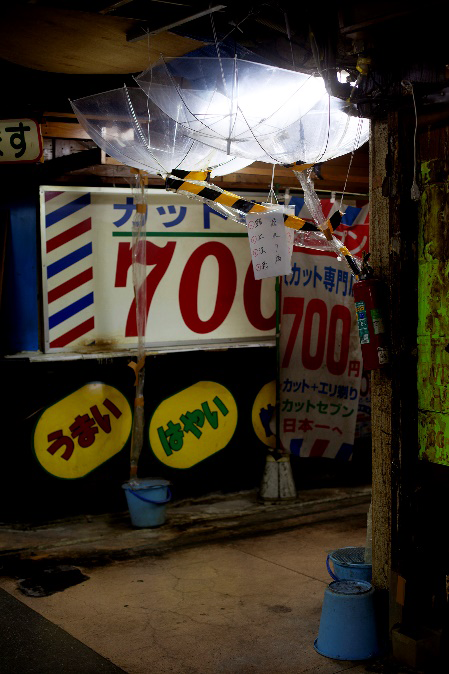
[114,240,276,337]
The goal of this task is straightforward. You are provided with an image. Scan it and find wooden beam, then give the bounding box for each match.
[42,120,91,140]
[0,6,204,74]
[41,148,102,179]
[41,112,368,193]
[127,5,226,42]
[99,0,134,15]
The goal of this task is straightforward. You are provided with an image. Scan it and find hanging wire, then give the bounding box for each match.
[401,80,420,201]
[210,10,228,95]
[267,163,278,204]
[313,92,331,164]
[338,117,364,211]
[283,11,296,70]
[216,8,256,46]
[146,28,152,64]
[226,55,238,154]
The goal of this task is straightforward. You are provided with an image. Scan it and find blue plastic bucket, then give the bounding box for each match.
[315,580,380,660]
[122,478,171,528]
[326,546,372,582]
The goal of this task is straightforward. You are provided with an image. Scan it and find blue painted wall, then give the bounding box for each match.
[2,195,39,352]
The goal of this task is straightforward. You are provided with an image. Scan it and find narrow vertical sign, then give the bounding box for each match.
[246,211,292,279]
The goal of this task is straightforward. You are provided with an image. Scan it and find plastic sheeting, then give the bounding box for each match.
[135,57,369,164]
[295,168,361,273]
[70,86,251,177]
[128,173,147,481]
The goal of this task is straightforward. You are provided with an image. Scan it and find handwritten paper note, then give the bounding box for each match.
[246,211,292,279]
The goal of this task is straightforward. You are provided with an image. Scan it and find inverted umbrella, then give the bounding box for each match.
[135,56,369,164]
[70,85,251,177]
[71,76,362,274]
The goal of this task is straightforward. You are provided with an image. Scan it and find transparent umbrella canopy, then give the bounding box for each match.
[70,85,252,177]
[135,57,369,164]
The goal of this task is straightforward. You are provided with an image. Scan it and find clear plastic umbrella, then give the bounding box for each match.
[70,85,251,177]
[135,57,369,164]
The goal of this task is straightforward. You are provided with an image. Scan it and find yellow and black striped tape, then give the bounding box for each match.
[165,176,309,231]
[170,169,211,182]
[165,174,360,276]
[282,161,316,171]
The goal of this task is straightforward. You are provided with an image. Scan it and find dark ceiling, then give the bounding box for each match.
[2,1,449,118]
[1,1,448,194]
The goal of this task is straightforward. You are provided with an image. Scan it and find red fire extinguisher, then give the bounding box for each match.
[353,253,389,370]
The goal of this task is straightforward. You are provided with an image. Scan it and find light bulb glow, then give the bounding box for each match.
[135,58,368,164]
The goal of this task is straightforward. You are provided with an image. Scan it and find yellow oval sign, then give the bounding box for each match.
[252,380,276,448]
[149,381,237,469]
[34,382,132,479]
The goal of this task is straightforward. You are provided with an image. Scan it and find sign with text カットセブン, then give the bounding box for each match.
[149,381,237,469]
[33,382,132,478]
[280,248,362,460]
[40,187,277,353]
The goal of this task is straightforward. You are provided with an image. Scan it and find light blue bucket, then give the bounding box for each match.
[122,478,171,528]
[326,546,372,583]
[315,580,380,660]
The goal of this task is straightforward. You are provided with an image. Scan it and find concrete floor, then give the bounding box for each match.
[0,511,381,674]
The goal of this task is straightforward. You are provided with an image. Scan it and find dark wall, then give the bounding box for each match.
[0,348,275,523]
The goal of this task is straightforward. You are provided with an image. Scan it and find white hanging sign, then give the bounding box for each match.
[246,211,292,279]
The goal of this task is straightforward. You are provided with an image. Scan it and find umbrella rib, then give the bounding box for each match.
[313,94,332,164]
[125,86,167,173]
[171,137,197,170]
[233,74,317,139]
[237,105,280,163]
[156,61,321,151]
[161,59,226,138]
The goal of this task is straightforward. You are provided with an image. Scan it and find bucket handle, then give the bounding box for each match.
[326,554,340,581]
[127,487,172,505]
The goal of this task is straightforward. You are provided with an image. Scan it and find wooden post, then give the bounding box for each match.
[370,108,421,635]
[369,118,393,592]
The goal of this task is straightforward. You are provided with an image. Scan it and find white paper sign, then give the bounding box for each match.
[246,211,292,279]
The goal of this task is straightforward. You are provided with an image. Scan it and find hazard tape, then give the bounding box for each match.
[165,176,309,231]
[282,161,316,171]
[165,171,360,277]
[170,169,211,182]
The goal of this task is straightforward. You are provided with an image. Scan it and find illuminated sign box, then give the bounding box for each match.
[40,186,276,353]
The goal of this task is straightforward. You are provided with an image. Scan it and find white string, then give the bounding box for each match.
[339,117,364,211]
[210,11,227,95]
[267,164,278,204]
[410,83,420,200]
[284,12,296,70]
[401,80,420,200]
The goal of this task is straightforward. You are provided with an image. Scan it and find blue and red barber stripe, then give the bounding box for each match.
[44,192,95,349]
[290,438,354,461]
